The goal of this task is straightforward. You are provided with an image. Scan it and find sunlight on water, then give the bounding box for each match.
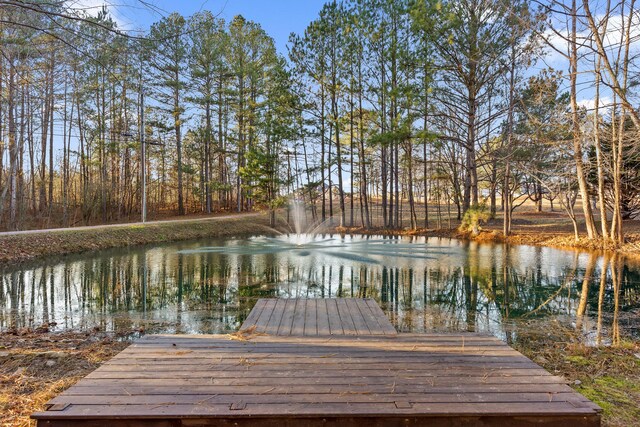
[177,234,446,264]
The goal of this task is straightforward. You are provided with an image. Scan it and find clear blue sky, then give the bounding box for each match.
[111,0,327,54]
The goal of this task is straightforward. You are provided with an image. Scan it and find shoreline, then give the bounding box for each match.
[0,212,283,265]
[1,210,639,266]
[334,224,640,262]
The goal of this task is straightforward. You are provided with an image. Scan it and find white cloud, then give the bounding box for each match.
[540,11,640,67]
[596,12,640,53]
[577,96,613,113]
[65,0,129,29]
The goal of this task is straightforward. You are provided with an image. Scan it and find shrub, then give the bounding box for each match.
[459,204,490,236]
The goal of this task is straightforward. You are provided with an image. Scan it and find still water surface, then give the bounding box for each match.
[1,234,638,345]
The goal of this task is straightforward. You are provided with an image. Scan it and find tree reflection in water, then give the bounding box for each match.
[1,235,638,345]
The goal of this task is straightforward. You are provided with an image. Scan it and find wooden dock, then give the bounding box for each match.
[240,298,397,336]
[33,298,601,426]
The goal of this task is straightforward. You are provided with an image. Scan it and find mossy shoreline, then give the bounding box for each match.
[511,320,640,427]
[0,213,283,265]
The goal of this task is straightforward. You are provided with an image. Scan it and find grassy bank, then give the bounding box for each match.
[3,208,639,265]
[512,320,640,427]
[0,330,129,427]
[336,210,640,259]
[338,224,640,261]
[0,213,282,265]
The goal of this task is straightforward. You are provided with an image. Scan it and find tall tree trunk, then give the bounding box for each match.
[62,76,72,227]
[17,85,25,228]
[422,85,429,229]
[205,101,212,214]
[40,66,50,212]
[101,71,107,223]
[423,141,429,229]
[503,161,511,236]
[380,47,388,228]
[0,52,4,220]
[570,0,597,239]
[48,50,55,215]
[612,103,624,243]
[358,56,370,228]
[464,61,477,212]
[8,58,18,229]
[503,45,516,236]
[217,76,226,210]
[237,76,244,213]
[406,142,417,230]
[328,124,333,221]
[175,68,185,216]
[301,127,317,222]
[332,80,345,226]
[612,0,633,244]
[349,80,354,227]
[27,84,37,215]
[593,56,608,239]
[320,80,326,222]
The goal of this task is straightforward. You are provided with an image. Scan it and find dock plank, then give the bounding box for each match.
[264,298,286,335]
[326,298,344,335]
[336,298,358,335]
[253,299,277,333]
[316,299,331,335]
[240,298,266,331]
[364,298,398,335]
[303,299,317,335]
[277,298,296,335]
[37,402,600,417]
[345,298,371,334]
[290,299,306,335]
[357,298,389,334]
[49,392,595,405]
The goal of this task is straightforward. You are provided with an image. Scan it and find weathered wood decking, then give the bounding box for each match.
[33,298,601,426]
[241,298,397,336]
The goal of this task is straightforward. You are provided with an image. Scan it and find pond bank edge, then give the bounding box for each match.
[334,225,640,261]
[2,212,638,266]
[0,213,286,265]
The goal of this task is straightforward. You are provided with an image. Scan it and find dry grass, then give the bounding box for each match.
[512,319,640,427]
[338,208,640,260]
[227,325,266,341]
[0,329,128,427]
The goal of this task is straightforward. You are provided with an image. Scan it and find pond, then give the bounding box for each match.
[1,234,638,346]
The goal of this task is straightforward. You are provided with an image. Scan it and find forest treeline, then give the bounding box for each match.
[0,0,638,243]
